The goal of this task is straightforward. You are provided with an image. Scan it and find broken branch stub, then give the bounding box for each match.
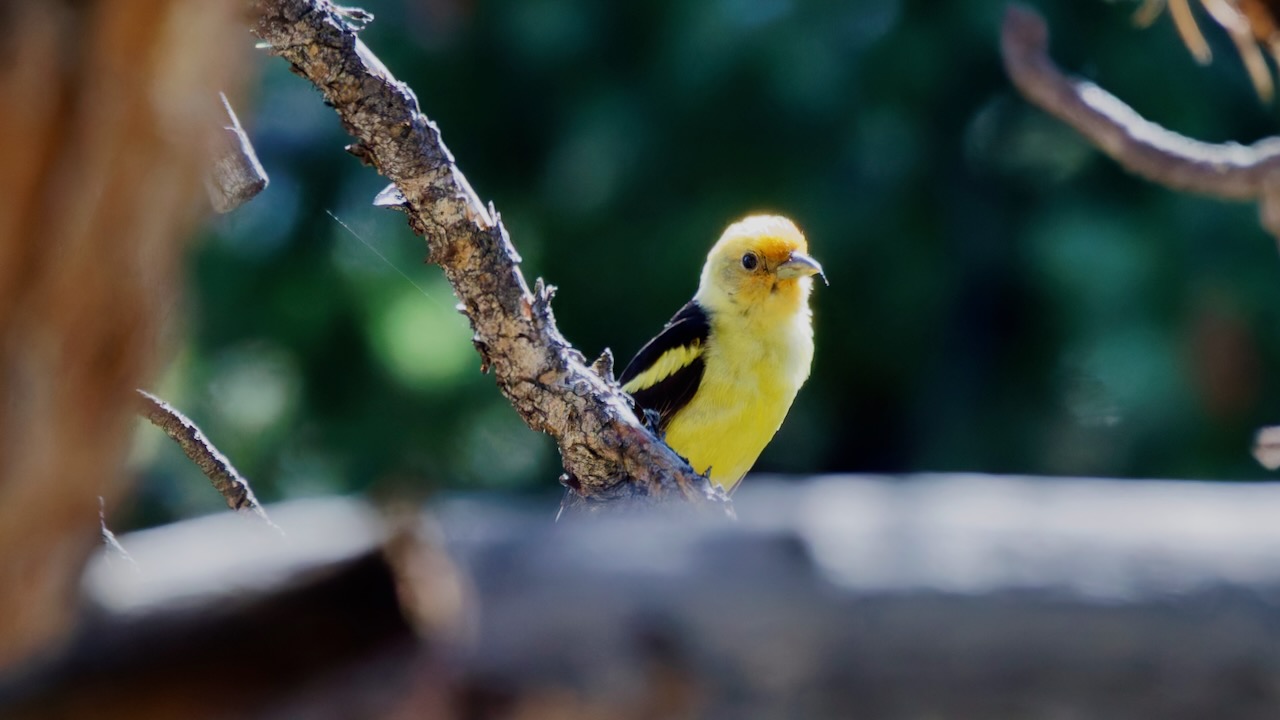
[205,92,268,213]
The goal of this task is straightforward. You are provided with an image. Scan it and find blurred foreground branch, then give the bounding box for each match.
[0,502,455,720]
[1001,4,1280,241]
[8,476,1280,719]
[249,0,727,513]
[136,390,275,528]
[0,0,245,670]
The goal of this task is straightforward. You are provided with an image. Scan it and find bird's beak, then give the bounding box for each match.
[777,251,828,286]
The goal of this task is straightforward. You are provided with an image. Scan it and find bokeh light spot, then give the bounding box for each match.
[370,283,473,389]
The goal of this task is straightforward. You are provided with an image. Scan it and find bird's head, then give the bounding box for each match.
[695,214,825,315]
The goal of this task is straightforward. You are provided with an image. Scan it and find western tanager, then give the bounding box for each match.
[619,214,824,493]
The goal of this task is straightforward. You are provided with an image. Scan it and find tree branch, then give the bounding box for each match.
[249,0,729,512]
[1001,3,1280,239]
[136,390,277,529]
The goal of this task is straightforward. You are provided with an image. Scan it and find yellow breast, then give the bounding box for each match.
[663,308,813,492]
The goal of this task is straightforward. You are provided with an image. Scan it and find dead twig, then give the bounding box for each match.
[1001,3,1280,240]
[249,0,729,513]
[136,390,278,530]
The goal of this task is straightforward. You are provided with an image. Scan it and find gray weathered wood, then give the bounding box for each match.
[6,475,1280,718]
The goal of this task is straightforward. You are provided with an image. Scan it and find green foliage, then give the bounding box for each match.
[130,0,1280,525]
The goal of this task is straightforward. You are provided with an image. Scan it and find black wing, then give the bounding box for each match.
[618,300,711,432]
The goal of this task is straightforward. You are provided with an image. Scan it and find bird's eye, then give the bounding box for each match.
[741,252,758,271]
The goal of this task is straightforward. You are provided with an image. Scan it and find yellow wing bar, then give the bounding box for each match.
[621,341,703,394]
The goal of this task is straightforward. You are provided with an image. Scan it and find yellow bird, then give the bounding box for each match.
[619,214,825,493]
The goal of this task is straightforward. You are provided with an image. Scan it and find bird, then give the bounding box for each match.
[618,214,825,493]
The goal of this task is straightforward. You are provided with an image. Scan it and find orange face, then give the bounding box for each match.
[699,215,824,312]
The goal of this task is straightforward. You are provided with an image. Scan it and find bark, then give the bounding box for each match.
[135,390,276,527]
[248,0,730,514]
[0,0,246,669]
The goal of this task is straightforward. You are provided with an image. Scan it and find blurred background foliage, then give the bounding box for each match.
[126,0,1280,527]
